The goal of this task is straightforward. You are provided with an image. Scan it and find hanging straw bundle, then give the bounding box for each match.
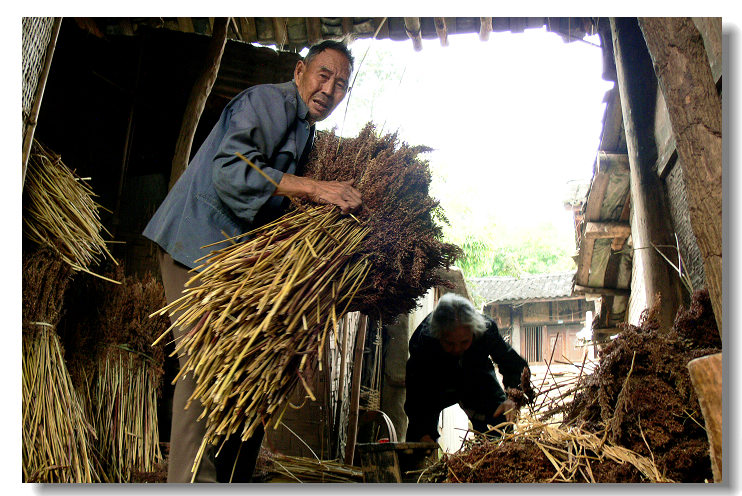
[22,248,100,482]
[23,139,118,283]
[152,123,460,479]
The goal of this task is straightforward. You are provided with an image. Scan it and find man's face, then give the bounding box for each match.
[440,326,473,357]
[294,48,351,124]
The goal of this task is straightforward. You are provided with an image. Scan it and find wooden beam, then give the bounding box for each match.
[228,17,243,41]
[639,17,723,336]
[575,237,595,287]
[584,221,632,240]
[306,17,322,44]
[342,17,353,37]
[584,152,628,222]
[597,151,630,174]
[373,17,389,40]
[177,17,195,33]
[479,17,492,41]
[574,285,631,297]
[403,17,423,51]
[433,17,448,46]
[272,17,288,48]
[169,17,229,189]
[611,17,683,332]
[240,17,258,42]
[687,352,723,482]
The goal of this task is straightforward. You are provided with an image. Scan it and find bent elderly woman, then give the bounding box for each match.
[404,293,530,443]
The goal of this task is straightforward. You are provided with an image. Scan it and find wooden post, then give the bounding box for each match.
[687,353,722,482]
[168,17,229,190]
[638,17,723,336]
[344,314,368,465]
[610,17,684,331]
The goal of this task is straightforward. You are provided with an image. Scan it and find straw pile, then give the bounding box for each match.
[560,289,720,482]
[22,248,100,482]
[59,266,169,482]
[419,290,720,483]
[152,123,460,480]
[418,415,672,483]
[23,139,118,283]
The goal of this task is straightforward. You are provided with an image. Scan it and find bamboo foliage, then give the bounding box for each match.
[22,326,99,483]
[23,140,118,283]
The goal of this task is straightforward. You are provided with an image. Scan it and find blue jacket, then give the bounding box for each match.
[143,81,314,268]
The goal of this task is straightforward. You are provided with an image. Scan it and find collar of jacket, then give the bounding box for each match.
[291,80,310,123]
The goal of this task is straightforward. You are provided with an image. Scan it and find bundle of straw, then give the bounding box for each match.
[23,139,118,283]
[60,267,169,482]
[152,124,460,479]
[154,206,371,477]
[22,248,100,482]
[93,346,163,481]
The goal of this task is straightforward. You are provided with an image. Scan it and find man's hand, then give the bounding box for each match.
[308,179,362,214]
[275,174,362,214]
[419,434,435,443]
[493,398,519,423]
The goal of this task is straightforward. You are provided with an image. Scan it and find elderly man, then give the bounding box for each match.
[404,293,530,443]
[144,40,360,483]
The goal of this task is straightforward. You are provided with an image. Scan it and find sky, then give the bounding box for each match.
[314,29,615,244]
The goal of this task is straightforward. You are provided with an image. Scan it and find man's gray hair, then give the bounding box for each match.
[304,39,355,74]
[429,293,487,339]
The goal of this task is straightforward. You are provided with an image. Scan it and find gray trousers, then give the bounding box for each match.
[159,250,264,483]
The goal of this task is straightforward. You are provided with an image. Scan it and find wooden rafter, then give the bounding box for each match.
[239,17,258,43]
[403,17,422,51]
[434,17,448,46]
[272,17,288,49]
[479,17,492,41]
[177,17,194,33]
[306,17,322,44]
[341,17,353,36]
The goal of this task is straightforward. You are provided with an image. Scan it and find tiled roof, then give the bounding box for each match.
[469,272,576,304]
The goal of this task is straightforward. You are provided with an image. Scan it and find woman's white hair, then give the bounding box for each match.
[429,293,487,339]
